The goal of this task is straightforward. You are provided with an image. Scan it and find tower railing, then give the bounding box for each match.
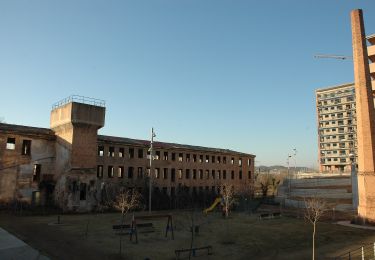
[52,95,106,109]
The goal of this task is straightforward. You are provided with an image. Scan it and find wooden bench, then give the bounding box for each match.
[175,246,212,259]
[259,212,282,220]
[113,223,154,235]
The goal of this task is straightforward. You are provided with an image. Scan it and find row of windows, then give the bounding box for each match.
[321,158,347,163]
[5,137,32,155]
[97,165,252,181]
[98,146,251,166]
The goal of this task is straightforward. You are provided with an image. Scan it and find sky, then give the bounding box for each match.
[1,1,375,168]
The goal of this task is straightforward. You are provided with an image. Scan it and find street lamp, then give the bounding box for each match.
[148,128,156,213]
[293,148,297,175]
[349,152,358,210]
[287,154,292,195]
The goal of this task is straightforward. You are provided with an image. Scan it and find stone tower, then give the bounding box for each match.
[351,9,375,222]
[50,96,105,210]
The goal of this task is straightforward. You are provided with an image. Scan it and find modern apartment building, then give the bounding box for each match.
[316,83,357,173]
[0,96,255,211]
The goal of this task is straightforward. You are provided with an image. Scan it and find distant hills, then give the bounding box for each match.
[256,165,315,173]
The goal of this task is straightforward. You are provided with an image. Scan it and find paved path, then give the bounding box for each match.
[0,228,49,260]
[337,221,375,230]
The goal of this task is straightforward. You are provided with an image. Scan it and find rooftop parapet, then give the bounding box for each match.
[50,95,105,129]
[52,95,105,110]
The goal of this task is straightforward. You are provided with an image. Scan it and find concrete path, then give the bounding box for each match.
[337,221,375,230]
[0,228,49,260]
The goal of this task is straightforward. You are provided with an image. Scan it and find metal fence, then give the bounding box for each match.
[52,95,106,109]
[334,242,375,260]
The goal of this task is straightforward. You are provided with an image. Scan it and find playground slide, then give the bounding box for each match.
[203,197,221,214]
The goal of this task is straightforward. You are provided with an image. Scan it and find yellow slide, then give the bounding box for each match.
[203,197,222,214]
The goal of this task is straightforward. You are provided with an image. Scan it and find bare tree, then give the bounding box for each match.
[220,184,235,218]
[113,188,141,256]
[304,197,327,260]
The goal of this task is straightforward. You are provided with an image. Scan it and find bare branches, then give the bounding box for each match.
[220,184,235,218]
[113,188,141,216]
[304,197,327,260]
[304,197,327,225]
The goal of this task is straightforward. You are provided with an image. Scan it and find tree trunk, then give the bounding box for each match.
[312,222,316,260]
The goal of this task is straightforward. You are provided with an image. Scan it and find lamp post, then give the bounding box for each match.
[293,148,297,176]
[148,128,156,213]
[287,154,292,195]
[349,152,358,210]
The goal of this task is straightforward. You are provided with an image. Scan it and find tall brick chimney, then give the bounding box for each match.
[351,9,375,222]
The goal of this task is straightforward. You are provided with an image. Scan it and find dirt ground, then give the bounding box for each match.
[1,210,375,260]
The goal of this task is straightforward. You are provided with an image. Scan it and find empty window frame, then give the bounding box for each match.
[186,154,190,162]
[108,166,114,178]
[172,153,176,161]
[239,170,242,179]
[118,166,124,178]
[155,151,160,160]
[178,169,183,179]
[171,169,176,182]
[33,164,41,182]
[119,148,124,158]
[98,146,104,157]
[129,148,134,158]
[247,158,251,166]
[231,157,234,165]
[6,137,16,150]
[163,152,168,160]
[193,154,197,162]
[212,156,215,163]
[155,168,161,179]
[248,171,252,179]
[178,153,183,162]
[193,169,197,179]
[128,167,134,179]
[199,155,203,163]
[137,167,143,179]
[223,170,226,179]
[211,170,216,179]
[239,158,242,167]
[217,156,221,163]
[223,157,227,164]
[80,183,87,200]
[185,169,190,179]
[205,170,209,179]
[217,170,221,179]
[205,155,209,163]
[21,140,31,155]
[97,165,103,178]
[231,170,234,179]
[162,168,168,179]
[199,169,203,179]
[138,149,143,159]
[108,147,115,157]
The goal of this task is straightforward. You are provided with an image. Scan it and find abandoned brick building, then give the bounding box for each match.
[0,96,255,211]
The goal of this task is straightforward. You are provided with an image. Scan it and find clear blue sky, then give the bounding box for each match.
[1,1,374,167]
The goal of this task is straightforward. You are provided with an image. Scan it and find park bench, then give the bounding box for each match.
[113,222,154,235]
[259,212,282,220]
[175,245,212,259]
[259,213,271,220]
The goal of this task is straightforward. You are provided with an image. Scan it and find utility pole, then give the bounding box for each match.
[148,128,156,213]
[293,148,297,176]
[287,154,292,196]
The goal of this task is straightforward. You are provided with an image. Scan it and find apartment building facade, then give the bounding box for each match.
[316,83,357,173]
[0,96,255,211]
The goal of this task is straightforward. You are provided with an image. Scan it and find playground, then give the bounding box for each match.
[1,207,375,260]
